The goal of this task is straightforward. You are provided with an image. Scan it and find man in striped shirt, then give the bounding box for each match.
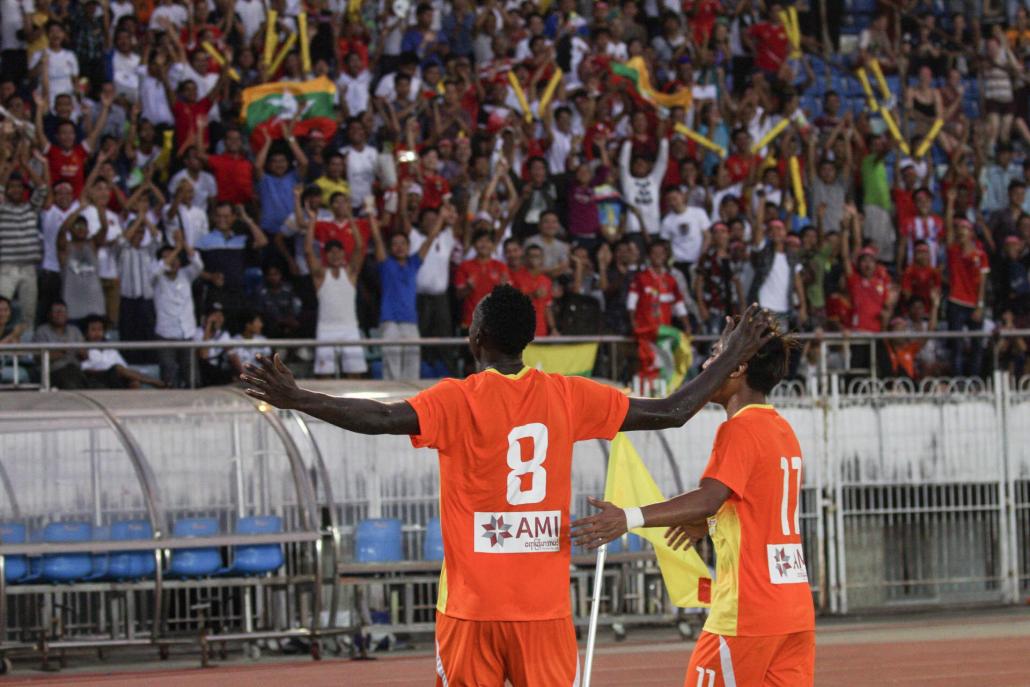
[0,169,48,330]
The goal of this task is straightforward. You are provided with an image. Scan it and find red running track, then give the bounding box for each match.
[2,635,1029,687]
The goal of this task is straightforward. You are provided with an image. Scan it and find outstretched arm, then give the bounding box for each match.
[242,354,420,434]
[619,304,773,431]
[571,479,732,549]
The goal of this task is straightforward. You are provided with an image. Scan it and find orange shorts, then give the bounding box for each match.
[434,612,580,686]
[685,630,815,687]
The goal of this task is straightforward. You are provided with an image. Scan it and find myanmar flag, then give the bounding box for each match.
[604,433,712,607]
[611,56,693,111]
[637,324,694,393]
[522,342,598,377]
[241,76,339,148]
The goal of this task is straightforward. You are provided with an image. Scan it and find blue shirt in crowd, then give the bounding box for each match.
[378,254,422,324]
[258,170,300,234]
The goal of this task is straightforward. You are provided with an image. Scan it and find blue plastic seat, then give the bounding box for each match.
[423,518,444,561]
[220,515,284,575]
[607,532,645,554]
[41,522,93,582]
[355,519,403,563]
[107,520,156,580]
[167,517,222,578]
[1,523,29,583]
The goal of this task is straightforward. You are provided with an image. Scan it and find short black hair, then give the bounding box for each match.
[742,320,798,394]
[476,285,536,355]
[82,314,107,330]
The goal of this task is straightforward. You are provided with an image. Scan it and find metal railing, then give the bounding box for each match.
[2,329,1029,391]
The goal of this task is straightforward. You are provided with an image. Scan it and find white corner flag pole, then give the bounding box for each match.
[582,542,608,687]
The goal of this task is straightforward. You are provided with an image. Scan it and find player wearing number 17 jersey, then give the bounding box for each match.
[242,286,773,687]
[574,323,815,686]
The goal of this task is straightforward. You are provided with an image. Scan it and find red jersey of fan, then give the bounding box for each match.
[748,22,790,73]
[207,153,255,204]
[946,243,990,307]
[511,268,553,336]
[701,404,816,637]
[408,367,630,621]
[314,217,371,260]
[901,264,942,311]
[627,268,685,333]
[46,143,89,196]
[725,154,755,184]
[454,258,510,328]
[173,98,213,150]
[847,271,890,332]
[900,214,945,266]
[419,172,451,210]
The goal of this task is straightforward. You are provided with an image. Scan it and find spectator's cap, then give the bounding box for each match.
[1005,234,1024,246]
[406,182,423,196]
[305,128,326,140]
[677,55,692,65]
[899,160,916,172]
[955,217,973,229]
[786,233,801,246]
[53,181,72,192]
[858,246,878,259]
[914,186,932,199]
[205,302,224,315]
[768,219,786,229]
[710,221,729,232]
[889,316,908,329]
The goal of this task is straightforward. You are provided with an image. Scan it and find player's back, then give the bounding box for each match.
[408,367,628,621]
[701,404,815,637]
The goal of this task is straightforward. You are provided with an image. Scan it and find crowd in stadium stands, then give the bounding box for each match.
[0,0,1028,389]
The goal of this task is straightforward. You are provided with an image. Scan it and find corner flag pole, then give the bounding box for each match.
[582,542,608,687]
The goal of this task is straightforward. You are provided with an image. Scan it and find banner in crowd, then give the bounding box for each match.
[604,433,712,608]
[241,76,338,147]
[611,56,693,110]
[522,342,599,377]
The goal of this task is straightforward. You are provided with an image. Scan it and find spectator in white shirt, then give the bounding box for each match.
[660,188,711,281]
[30,21,79,107]
[148,0,188,30]
[337,52,372,117]
[234,0,267,44]
[82,314,166,388]
[341,118,380,210]
[406,205,457,372]
[163,178,209,247]
[620,133,669,247]
[229,311,271,375]
[135,49,174,127]
[39,181,79,323]
[108,28,141,102]
[168,147,217,211]
[81,179,125,327]
[152,233,203,387]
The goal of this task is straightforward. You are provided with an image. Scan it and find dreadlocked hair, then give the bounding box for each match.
[734,316,800,394]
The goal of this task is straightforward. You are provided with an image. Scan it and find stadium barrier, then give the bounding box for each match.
[1,329,1029,391]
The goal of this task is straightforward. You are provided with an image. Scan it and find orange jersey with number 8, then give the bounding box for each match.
[701,404,816,637]
[409,367,629,621]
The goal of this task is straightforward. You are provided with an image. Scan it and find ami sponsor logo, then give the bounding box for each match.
[473,510,561,554]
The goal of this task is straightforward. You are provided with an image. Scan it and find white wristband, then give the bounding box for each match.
[624,507,645,531]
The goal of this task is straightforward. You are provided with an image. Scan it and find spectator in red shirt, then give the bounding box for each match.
[511,244,556,337]
[724,128,756,184]
[899,187,946,268]
[901,241,943,312]
[172,74,227,153]
[945,214,990,376]
[842,215,897,333]
[35,90,112,197]
[202,127,255,205]
[746,8,790,75]
[454,230,510,330]
[417,147,451,211]
[314,192,370,262]
[627,240,689,335]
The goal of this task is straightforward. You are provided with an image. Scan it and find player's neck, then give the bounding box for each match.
[479,355,525,375]
[724,389,768,418]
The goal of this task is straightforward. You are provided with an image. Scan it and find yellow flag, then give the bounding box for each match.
[522,342,598,376]
[603,434,712,607]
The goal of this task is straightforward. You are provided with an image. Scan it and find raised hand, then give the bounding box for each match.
[242,354,303,409]
[664,519,709,551]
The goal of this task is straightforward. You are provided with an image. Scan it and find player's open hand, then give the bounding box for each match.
[242,354,302,409]
[721,304,776,365]
[571,497,628,550]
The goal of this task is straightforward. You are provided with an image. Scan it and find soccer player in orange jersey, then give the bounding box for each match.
[573,325,815,687]
[243,286,771,686]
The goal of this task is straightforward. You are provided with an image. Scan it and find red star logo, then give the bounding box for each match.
[481,515,514,548]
